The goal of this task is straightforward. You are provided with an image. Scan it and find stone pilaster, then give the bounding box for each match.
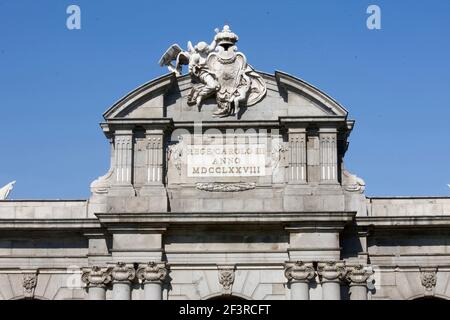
[136,262,169,300]
[346,265,373,300]
[287,128,307,184]
[81,266,112,300]
[138,129,168,211]
[284,261,315,300]
[318,261,346,300]
[144,132,164,185]
[110,262,136,300]
[319,127,338,184]
[113,131,134,186]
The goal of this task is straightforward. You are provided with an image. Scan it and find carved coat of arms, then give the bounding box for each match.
[159,25,266,118]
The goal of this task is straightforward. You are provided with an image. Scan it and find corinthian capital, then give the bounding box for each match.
[284,261,315,283]
[136,262,169,284]
[346,265,373,286]
[110,262,136,283]
[318,261,346,282]
[81,266,112,288]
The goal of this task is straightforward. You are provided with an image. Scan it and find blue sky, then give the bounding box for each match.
[0,0,449,199]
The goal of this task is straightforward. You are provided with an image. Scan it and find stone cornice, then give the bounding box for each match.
[356,216,450,229]
[101,118,174,133]
[96,212,356,228]
[0,219,101,230]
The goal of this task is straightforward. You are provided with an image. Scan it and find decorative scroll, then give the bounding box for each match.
[23,273,37,299]
[196,182,256,192]
[284,261,315,283]
[81,266,112,288]
[420,268,437,294]
[137,262,169,284]
[218,268,235,295]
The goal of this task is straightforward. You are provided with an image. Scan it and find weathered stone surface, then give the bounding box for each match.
[0,25,449,301]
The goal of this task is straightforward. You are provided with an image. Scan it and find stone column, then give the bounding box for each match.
[318,261,346,300]
[346,265,373,300]
[81,266,112,300]
[284,261,315,300]
[110,262,136,300]
[137,262,169,300]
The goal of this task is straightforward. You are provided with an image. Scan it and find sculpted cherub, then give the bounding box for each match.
[159,35,220,107]
[184,38,221,108]
[186,39,216,74]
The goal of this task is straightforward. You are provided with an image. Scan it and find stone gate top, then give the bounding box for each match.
[90,25,364,216]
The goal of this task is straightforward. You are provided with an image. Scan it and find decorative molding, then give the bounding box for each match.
[420,268,437,294]
[271,141,289,170]
[317,261,346,282]
[345,265,373,286]
[90,169,113,195]
[110,262,136,283]
[218,267,235,295]
[196,182,256,192]
[284,261,315,283]
[167,140,184,175]
[342,169,366,193]
[22,273,37,299]
[81,266,112,288]
[137,262,169,284]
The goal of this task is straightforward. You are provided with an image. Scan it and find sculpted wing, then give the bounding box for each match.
[0,181,16,200]
[158,44,183,67]
[244,65,267,107]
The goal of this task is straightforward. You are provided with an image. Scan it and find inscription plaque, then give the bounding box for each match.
[187,144,266,177]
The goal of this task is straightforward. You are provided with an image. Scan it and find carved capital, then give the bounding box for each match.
[318,261,346,282]
[218,267,235,295]
[284,261,315,283]
[22,273,37,299]
[346,265,373,287]
[110,262,136,283]
[137,262,169,284]
[81,266,112,288]
[420,268,437,294]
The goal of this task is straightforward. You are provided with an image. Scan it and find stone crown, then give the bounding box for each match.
[215,25,239,46]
